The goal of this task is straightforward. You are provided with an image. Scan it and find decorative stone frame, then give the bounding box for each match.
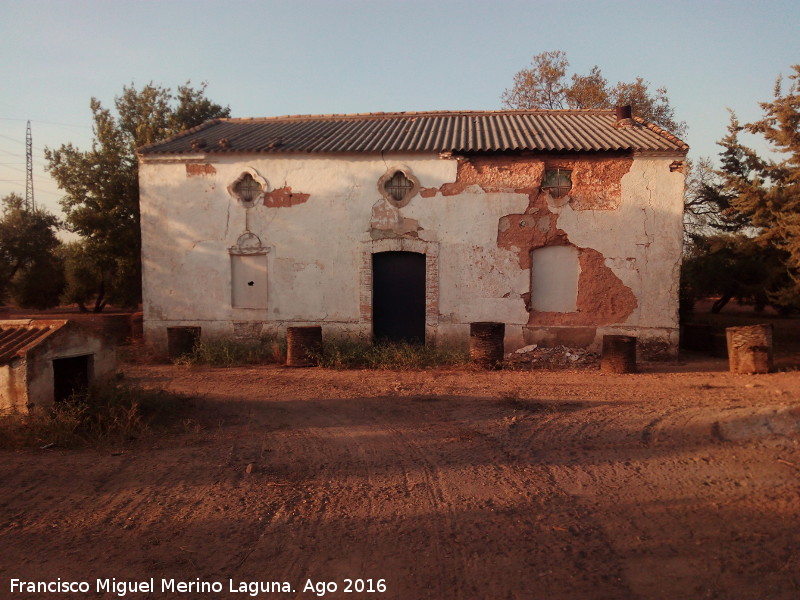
[359,238,439,344]
[229,231,268,256]
[229,232,270,311]
[227,168,269,208]
[377,166,420,208]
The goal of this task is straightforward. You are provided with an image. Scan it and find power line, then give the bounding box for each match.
[0,133,48,153]
[0,117,90,129]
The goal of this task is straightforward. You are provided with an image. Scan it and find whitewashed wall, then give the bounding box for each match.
[139,152,685,354]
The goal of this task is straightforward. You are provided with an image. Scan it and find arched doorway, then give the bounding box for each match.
[372,251,426,343]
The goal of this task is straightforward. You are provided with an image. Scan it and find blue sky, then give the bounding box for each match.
[1,0,798,217]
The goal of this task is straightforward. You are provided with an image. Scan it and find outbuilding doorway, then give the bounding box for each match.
[372,251,426,344]
[53,354,92,403]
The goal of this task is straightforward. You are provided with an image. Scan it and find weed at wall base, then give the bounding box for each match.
[171,333,467,370]
[176,334,287,367]
[310,338,469,370]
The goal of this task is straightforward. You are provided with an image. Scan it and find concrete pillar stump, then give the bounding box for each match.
[601,335,637,373]
[469,322,505,369]
[286,326,323,367]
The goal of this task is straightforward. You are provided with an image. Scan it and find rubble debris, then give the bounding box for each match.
[504,345,600,370]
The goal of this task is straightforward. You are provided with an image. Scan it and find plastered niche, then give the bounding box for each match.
[369,199,422,239]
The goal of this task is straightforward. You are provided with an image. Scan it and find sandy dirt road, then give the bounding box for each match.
[1,360,799,600]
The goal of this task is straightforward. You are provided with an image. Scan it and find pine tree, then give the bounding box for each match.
[717,65,800,308]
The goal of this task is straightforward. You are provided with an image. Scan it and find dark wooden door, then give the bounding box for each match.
[372,251,426,344]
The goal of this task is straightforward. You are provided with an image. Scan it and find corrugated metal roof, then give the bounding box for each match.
[0,320,67,364]
[138,110,688,156]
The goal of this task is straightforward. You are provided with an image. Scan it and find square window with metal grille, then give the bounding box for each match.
[542,168,572,198]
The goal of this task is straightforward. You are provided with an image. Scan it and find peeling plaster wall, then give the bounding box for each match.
[139,151,685,355]
[0,361,27,414]
[552,157,685,354]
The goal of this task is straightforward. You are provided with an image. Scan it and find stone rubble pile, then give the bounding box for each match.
[504,344,600,370]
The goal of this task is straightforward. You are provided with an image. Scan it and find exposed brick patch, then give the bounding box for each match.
[528,248,637,326]
[420,155,544,197]
[185,163,216,176]
[420,153,631,211]
[497,203,569,270]
[264,186,310,208]
[565,156,632,210]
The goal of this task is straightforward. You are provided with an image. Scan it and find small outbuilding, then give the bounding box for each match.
[0,320,117,414]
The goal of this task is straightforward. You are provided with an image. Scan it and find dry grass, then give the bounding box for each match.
[311,337,469,370]
[176,334,287,367]
[0,379,193,450]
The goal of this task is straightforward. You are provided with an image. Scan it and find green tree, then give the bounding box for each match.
[501,50,687,137]
[0,193,64,308]
[683,155,753,243]
[45,82,230,311]
[715,65,800,308]
[681,234,789,314]
[57,241,112,312]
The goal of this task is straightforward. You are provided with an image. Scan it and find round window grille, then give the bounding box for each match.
[234,173,262,203]
[378,167,419,208]
[228,170,268,207]
[384,171,414,203]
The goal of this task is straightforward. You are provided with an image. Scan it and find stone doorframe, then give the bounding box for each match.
[359,238,439,344]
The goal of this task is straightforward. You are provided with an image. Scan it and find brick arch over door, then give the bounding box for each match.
[359,238,439,344]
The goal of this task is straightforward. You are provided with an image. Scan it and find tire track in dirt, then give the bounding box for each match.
[490,405,634,597]
[4,365,800,599]
[212,398,393,596]
[383,419,466,599]
[302,398,465,599]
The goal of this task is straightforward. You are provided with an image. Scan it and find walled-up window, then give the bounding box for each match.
[530,245,580,312]
[231,254,268,309]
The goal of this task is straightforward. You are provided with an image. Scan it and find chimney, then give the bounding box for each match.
[615,105,632,122]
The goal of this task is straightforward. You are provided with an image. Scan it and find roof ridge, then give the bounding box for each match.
[138,110,688,155]
[219,109,619,123]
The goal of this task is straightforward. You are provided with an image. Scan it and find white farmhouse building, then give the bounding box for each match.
[137,108,687,357]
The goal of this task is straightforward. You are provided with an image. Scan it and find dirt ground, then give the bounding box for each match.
[1,357,799,600]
